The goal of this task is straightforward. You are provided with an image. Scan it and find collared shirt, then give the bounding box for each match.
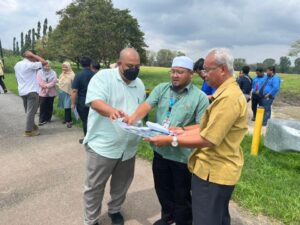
[83,68,145,161]
[263,74,281,97]
[252,75,267,93]
[14,58,42,96]
[146,82,209,164]
[72,68,94,105]
[188,77,248,185]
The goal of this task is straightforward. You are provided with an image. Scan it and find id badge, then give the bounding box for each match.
[162,118,170,128]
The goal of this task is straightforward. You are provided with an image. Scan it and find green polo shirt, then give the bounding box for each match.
[146,82,209,164]
[83,68,145,161]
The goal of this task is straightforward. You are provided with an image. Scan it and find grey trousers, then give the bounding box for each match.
[21,92,39,132]
[83,146,135,225]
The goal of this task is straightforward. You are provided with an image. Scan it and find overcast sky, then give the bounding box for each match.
[1,0,300,63]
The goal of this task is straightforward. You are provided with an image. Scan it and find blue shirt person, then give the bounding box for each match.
[261,66,281,126]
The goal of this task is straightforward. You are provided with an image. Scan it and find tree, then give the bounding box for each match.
[156,49,175,67]
[233,58,246,71]
[294,58,300,74]
[32,28,36,50]
[44,0,147,65]
[289,39,300,56]
[20,32,24,54]
[146,50,156,66]
[13,37,16,54]
[43,18,48,37]
[176,51,185,56]
[16,42,20,55]
[48,26,52,35]
[279,56,291,73]
[262,58,276,68]
[37,21,41,40]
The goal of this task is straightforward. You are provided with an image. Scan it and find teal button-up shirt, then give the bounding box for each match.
[146,82,209,163]
[83,68,145,161]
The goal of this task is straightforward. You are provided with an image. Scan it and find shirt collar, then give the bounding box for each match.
[169,81,193,93]
[211,76,236,101]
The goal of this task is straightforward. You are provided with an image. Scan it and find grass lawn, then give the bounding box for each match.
[4,66,300,225]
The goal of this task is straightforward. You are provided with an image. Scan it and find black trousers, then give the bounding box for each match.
[192,175,235,225]
[153,152,192,225]
[39,96,55,122]
[0,76,7,92]
[64,108,72,123]
[251,95,263,119]
[77,103,89,135]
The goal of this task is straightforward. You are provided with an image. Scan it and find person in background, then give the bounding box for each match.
[36,61,57,125]
[125,56,209,225]
[83,48,145,225]
[71,57,94,144]
[145,48,248,225]
[261,66,281,126]
[57,62,75,128]
[0,60,7,93]
[237,65,252,102]
[251,67,267,121]
[193,58,216,100]
[91,61,100,74]
[14,50,47,137]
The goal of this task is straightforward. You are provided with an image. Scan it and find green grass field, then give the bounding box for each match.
[3,65,300,225]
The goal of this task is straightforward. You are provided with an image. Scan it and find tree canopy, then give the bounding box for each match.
[43,0,147,66]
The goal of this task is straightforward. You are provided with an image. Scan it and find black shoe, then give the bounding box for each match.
[4,89,7,93]
[79,139,84,144]
[39,121,47,126]
[251,117,255,121]
[108,212,124,225]
[153,219,174,225]
[93,223,99,225]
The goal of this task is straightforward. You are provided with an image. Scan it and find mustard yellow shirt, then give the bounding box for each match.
[188,77,248,185]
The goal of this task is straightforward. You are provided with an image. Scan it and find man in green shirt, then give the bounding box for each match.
[125,56,209,225]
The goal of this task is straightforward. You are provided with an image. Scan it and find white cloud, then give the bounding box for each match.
[0,0,19,14]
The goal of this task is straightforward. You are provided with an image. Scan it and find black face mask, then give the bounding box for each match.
[123,67,140,81]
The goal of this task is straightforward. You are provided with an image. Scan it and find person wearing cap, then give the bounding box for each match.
[145,48,248,225]
[125,56,209,225]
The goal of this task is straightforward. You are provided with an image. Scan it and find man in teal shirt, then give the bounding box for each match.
[125,56,209,225]
[83,48,145,225]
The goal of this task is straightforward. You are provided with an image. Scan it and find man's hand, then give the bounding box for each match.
[24,50,34,58]
[71,104,76,111]
[169,126,185,135]
[144,135,172,147]
[123,115,137,125]
[264,93,270,98]
[109,109,127,120]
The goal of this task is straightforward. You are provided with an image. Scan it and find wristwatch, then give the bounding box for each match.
[171,136,178,147]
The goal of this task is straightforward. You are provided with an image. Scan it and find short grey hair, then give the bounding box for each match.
[208,48,234,75]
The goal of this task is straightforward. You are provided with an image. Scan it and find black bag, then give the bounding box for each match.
[252,92,263,101]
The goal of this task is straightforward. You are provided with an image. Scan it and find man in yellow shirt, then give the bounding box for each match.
[146,48,248,225]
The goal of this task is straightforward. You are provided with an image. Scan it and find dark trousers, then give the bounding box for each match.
[0,76,7,92]
[64,108,72,123]
[251,96,263,119]
[77,103,89,135]
[153,152,192,225]
[261,97,274,125]
[192,175,235,225]
[39,96,55,122]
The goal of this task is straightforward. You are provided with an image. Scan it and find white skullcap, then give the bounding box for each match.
[171,56,194,70]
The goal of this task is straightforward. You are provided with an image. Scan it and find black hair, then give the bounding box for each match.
[267,66,276,73]
[80,57,92,67]
[242,65,250,74]
[193,58,204,71]
[91,61,100,70]
[256,67,264,73]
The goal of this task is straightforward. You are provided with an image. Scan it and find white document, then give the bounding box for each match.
[114,119,173,138]
[73,107,79,121]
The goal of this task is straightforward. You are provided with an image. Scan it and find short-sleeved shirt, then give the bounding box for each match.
[146,82,209,164]
[83,68,145,161]
[237,74,252,94]
[14,59,42,96]
[72,68,94,105]
[188,77,248,185]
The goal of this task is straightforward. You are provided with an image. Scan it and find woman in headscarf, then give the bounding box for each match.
[57,62,75,128]
[37,61,57,125]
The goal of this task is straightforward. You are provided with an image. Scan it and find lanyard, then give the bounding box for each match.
[166,97,176,118]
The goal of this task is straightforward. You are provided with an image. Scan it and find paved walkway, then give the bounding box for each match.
[0,92,281,225]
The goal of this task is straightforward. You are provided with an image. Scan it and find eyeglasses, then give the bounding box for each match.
[169,69,189,75]
[202,66,221,74]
